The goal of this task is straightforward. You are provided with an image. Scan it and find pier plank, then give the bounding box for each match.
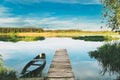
[47,49,75,80]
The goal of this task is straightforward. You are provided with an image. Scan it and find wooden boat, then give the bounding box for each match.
[20,53,46,78]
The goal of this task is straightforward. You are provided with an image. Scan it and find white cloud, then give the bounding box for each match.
[0,16,105,30]
[26,17,104,31]
[0,18,20,23]
[0,6,11,17]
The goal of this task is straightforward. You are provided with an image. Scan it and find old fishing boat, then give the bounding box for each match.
[20,53,46,78]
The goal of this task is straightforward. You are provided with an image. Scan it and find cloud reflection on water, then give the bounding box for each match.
[0,38,116,79]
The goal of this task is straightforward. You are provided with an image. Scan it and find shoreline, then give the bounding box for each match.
[0,30,119,38]
[17,31,119,37]
[0,30,120,42]
[17,31,120,38]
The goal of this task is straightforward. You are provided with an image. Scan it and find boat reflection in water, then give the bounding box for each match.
[89,43,120,80]
[20,53,46,78]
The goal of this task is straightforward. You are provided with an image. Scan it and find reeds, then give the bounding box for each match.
[0,67,16,80]
[89,42,120,79]
[0,35,45,42]
[72,36,119,41]
[0,55,17,80]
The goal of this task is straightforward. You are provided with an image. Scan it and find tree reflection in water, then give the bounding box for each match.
[89,42,120,80]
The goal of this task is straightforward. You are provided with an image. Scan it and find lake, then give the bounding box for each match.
[0,38,117,80]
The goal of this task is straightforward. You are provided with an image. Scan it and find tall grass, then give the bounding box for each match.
[0,67,16,80]
[0,55,2,66]
[0,54,17,80]
[20,36,45,41]
[89,42,120,79]
[72,36,119,41]
[0,35,45,42]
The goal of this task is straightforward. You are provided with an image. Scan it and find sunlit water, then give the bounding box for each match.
[0,38,117,80]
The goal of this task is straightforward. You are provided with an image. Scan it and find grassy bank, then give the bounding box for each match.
[0,30,120,42]
[0,55,17,80]
[0,35,45,42]
[89,42,120,79]
[16,30,119,37]
[72,36,119,41]
[0,66,17,80]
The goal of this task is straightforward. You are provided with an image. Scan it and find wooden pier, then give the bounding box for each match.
[47,49,75,80]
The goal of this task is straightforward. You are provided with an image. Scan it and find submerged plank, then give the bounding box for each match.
[47,49,75,80]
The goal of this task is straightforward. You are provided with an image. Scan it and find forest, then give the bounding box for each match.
[0,27,44,33]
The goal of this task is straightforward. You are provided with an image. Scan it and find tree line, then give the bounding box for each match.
[0,27,44,33]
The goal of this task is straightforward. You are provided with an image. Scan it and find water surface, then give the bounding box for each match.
[0,38,117,80]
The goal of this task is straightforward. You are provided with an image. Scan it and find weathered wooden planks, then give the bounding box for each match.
[47,49,75,80]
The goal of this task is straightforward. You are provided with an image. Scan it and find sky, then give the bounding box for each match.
[0,0,106,30]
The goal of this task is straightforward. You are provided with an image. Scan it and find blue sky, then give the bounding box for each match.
[0,0,106,30]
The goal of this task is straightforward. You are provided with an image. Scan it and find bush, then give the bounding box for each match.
[0,67,17,80]
[0,55,17,80]
[72,36,119,41]
[34,36,45,40]
[0,35,45,42]
[89,42,120,79]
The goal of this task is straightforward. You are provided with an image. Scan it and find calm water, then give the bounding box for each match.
[0,38,117,80]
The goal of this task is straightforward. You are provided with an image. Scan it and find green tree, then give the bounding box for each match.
[101,0,120,31]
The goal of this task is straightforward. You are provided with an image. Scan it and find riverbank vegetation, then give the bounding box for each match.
[72,36,119,41]
[17,30,119,37]
[0,27,44,33]
[100,0,120,31]
[0,35,45,42]
[0,55,17,80]
[89,42,120,79]
[0,27,119,42]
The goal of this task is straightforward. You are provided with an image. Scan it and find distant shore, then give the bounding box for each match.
[0,27,119,37]
[0,28,120,42]
[16,30,119,37]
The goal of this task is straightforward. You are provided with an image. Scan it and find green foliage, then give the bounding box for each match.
[0,35,19,42]
[0,35,45,42]
[20,36,45,41]
[72,36,119,41]
[0,55,17,80]
[0,55,3,66]
[89,42,120,79]
[100,0,120,31]
[0,27,44,33]
[0,67,16,80]
[45,29,83,32]
[34,36,45,41]
[0,30,45,42]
